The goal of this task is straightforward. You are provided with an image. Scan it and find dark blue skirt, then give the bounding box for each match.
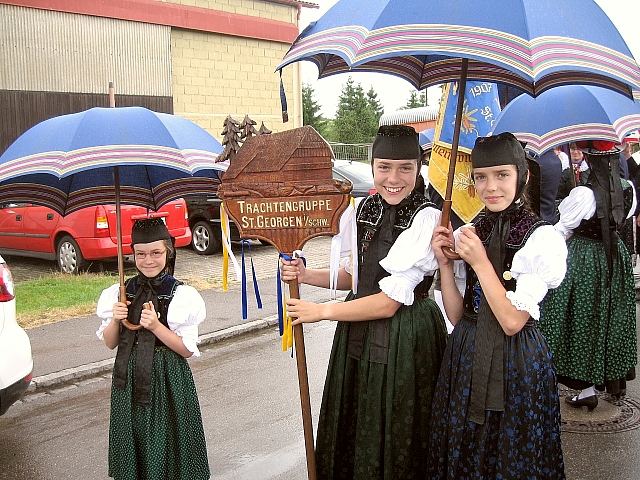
[428,316,565,479]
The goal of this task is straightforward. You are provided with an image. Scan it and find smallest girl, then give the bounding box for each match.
[428,133,567,479]
[96,218,210,480]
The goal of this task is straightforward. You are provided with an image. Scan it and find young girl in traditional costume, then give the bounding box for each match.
[541,140,637,410]
[429,133,567,479]
[281,125,447,479]
[97,218,210,480]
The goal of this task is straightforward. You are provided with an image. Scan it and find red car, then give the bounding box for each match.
[0,200,191,273]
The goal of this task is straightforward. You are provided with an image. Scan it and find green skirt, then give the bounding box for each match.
[316,297,447,480]
[108,346,210,480]
[540,235,637,392]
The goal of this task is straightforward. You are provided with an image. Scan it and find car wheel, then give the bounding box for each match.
[56,235,87,274]
[191,221,220,255]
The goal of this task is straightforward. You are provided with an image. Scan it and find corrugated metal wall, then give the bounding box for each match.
[0,4,172,96]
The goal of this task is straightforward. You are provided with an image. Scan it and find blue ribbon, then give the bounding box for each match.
[277,252,307,336]
[241,240,263,320]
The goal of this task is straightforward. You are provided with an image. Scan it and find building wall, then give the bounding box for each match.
[0,0,303,152]
[171,28,298,138]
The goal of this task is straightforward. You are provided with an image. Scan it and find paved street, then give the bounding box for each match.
[2,319,640,479]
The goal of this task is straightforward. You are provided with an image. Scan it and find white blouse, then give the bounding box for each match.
[555,183,637,239]
[333,198,441,306]
[96,283,206,356]
[452,224,568,321]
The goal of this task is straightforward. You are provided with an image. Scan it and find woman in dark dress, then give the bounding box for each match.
[282,125,447,479]
[429,133,567,479]
[541,140,637,409]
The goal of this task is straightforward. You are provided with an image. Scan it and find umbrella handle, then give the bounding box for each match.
[121,302,151,331]
[440,203,461,261]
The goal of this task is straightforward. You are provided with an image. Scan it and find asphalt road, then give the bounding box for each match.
[3,320,640,479]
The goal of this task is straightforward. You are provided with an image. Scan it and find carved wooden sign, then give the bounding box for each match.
[218,126,352,254]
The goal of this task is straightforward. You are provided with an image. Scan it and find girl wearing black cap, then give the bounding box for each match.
[96,218,210,479]
[281,125,447,479]
[540,140,637,410]
[429,132,567,478]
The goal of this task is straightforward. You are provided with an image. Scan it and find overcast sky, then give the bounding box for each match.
[297,0,640,118]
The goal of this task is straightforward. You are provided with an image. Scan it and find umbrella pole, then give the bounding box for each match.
[441,59,468,259]
[115,166,126,303]
[441,58,468,227]
[287,278,317,480]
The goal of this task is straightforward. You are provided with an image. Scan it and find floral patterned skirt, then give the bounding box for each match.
[540,235,637,394]
[428,316,565,479]
[315,297,447,480]
[108,346,210,480]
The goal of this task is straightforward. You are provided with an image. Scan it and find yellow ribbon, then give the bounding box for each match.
[221,203,229,292]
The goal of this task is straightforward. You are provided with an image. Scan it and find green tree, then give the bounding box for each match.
[333,77,381,144]
[403,90,427,109]
[302,83,327,136]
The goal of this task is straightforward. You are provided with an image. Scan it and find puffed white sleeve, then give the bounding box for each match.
[555,186,595,238]
[166,285,206,357]
[378,206,440,305]
[96,283,120,340]
[506,225,567,320]
[628,181,637,219]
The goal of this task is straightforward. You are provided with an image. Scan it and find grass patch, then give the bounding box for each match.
[16,273,119,329]
[14,272,224,329]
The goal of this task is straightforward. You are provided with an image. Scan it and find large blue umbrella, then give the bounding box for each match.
[490,85,640,155]
[279,0,640,97]
[0,106,225,327]
[0,106,225,213]
[278,0,640,231]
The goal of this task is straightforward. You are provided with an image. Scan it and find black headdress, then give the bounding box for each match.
[371,125,421,161]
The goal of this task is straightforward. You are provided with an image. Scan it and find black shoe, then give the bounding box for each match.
[565,394,598,411]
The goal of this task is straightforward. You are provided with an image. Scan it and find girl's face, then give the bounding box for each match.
[472,164,519,212]
[133,240,167,278]
[372,158,418,205]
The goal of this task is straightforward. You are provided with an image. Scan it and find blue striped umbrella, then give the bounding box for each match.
[490,85,640,155]
[0,106,225,214]
[278,0,640,230]
[279,0,640,98]
[419,127,434,150]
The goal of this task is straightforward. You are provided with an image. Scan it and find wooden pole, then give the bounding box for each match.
[287,275,317,480]
[441,59,469,259]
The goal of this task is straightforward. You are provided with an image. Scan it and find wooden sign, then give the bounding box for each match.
[218,126,352,254]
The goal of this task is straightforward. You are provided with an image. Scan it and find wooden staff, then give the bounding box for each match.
[287,253,317,480]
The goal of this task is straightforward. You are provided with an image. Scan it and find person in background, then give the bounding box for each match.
[557,142,590,200]
[541,140,637,410]
[537,148,563,223]
[96,218,210,480]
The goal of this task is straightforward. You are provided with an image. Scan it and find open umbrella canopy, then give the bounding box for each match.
[419,127,434,150]
[0,107,225,215]
[278,0,640,97]
[490,85,640,155]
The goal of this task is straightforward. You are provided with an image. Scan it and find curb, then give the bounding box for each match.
[25,314,280,397]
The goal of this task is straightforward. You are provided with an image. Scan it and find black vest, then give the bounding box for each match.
[463,209,548,319]
[347,191,435,364]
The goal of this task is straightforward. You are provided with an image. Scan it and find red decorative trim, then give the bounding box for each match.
[1,0,300,43]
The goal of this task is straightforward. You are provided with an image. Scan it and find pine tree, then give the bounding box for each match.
[302,83,328,136]
[403,91,425,109]
[333,77,380,144]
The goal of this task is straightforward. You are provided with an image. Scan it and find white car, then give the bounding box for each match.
[0,255,32,415]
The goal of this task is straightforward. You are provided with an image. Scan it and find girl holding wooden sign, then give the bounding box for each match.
[282,125,447,480]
